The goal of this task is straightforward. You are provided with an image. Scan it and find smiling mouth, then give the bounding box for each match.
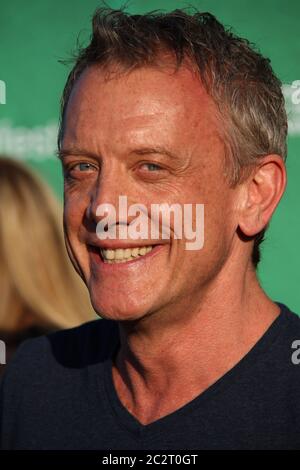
[99,245,154,264]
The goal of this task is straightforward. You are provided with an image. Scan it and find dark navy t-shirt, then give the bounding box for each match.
[1,302,300,450]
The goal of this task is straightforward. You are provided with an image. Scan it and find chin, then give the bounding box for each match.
[90,291,155,323]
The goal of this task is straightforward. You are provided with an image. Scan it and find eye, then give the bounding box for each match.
[135,161,169,181]
[74,162,96,172]
[140,162,162,172]
[64,161,98,180]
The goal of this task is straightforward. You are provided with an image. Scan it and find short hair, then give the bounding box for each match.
[58,7,288,268]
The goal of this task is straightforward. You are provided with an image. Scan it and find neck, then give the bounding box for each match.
[112,256,280,425]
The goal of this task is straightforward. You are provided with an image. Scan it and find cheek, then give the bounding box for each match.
[201,194,236,266]
[176,190,236,271]
[63,195,87,238]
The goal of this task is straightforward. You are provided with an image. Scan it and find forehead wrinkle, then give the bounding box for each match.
[64,64,223,165]
[72,63,210,118]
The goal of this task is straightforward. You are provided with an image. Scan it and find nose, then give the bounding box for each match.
[85,165,137,230]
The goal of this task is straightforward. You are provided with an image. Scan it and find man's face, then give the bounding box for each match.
[61,63,238,322]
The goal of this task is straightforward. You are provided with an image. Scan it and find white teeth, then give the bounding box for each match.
[100,245,154,263]
[124,248,132,259]
[115,249,123,260]
[105,249,115,260]
[131,248,139,258]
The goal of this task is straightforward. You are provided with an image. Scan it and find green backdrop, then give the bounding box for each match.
[0,0,299,312]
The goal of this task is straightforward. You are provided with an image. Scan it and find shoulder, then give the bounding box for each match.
[278,303,300,363]
[0,318,119,449]
[0,318,119,390]
[266,303,300,388]
[277,302,300,334]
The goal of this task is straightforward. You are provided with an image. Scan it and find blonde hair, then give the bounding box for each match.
[0,157,96,331]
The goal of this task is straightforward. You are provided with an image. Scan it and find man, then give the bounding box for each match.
[1,8,300,450]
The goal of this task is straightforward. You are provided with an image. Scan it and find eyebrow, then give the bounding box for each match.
[56,147,100,161]
[130,146,181,161]
[56,145,181,162]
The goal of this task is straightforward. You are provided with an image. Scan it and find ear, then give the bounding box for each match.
[237,155,287,237]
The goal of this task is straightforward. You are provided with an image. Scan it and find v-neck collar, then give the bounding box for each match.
[100,302,291,438]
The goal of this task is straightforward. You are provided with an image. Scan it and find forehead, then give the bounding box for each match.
[63,63,221,150]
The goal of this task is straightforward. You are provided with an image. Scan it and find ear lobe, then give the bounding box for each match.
[238,155,287,238]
